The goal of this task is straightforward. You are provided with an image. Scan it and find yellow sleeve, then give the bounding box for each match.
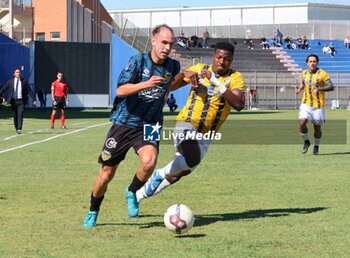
[183,63,204,84]
[322,70,330,81]
[229,72,245,91]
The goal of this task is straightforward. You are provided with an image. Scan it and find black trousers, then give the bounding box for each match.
[11,98,25,130]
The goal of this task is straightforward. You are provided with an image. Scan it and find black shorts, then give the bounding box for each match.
[53,96,66,110]
[98,125,159,166]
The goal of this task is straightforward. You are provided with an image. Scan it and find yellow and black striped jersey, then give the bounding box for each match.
[301,68,330,109]
[177,63,245,133]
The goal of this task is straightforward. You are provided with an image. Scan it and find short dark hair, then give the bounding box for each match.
[13,68,21,73]
[152,24,174,36]
[214,42,235,55]
[306,54,319,63]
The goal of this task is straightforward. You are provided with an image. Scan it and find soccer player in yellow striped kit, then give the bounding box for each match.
[132,42,245,215]
[295,54,334,155]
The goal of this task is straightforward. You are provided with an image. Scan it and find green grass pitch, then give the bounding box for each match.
[0,107,349,257]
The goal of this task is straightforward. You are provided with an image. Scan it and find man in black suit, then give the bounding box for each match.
[0,68,36,133]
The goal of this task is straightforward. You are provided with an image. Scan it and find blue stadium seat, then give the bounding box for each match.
[285,39,350,73]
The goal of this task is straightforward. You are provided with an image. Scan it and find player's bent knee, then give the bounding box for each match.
[180,140,201,168]
[140,156,157,173]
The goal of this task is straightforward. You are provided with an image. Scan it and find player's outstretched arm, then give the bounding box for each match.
[222,89,245,111]
[116,75,165,97]
[169,71,199,91]
[202,70,245,111]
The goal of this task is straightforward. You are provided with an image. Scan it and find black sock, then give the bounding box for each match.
[90,192,104,212]
[128,175,145,193]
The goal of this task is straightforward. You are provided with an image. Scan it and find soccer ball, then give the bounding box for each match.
[164,204,195,234]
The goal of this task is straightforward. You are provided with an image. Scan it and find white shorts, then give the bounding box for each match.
[298,104,325,125]
[173,121,210,161]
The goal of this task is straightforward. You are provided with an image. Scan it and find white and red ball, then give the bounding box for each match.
[164,204,195,234]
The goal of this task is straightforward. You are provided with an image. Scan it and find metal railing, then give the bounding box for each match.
[243,72,350,109]
[118,18,195,70]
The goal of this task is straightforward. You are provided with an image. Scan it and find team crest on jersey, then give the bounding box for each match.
[224,77,231,85]
[101,150,111,161]
[164,71,173,82]
[142,68,150,77]
[105,138,117,149]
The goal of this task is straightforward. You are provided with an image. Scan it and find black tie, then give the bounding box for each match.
[15,79,19,100]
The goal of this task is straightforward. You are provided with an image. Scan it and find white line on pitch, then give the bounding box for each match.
[3,129,48,141]
[0,122,110,155]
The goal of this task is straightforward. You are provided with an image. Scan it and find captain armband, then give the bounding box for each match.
[209,73,227,94]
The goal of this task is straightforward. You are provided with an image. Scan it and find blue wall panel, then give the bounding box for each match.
[110,34,191,109]
[111,34,137,102]
[0,33,30,87]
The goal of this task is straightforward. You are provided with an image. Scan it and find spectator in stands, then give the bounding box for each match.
[273,27,283,46]
[260,37,270,49]
[189,34,199,48]
[202,29,210,48]
[176,32,190,49]
[296,37,303,49]
[285,36,293,49]
[166,93,178,112]
[302,36,310,49]
[328,41,337,58]
[245,36,253,49]
[322,44,332,57]
[271,37,281,47]
[344,36,350,49]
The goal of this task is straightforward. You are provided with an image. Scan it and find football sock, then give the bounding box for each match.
[60,114,65,126]
[153,178,172,195]
[50,114,55,126]
[90,192,104,212]
[128,175,145,193]
[314,137,321,146]
[162,154,191,176]
[136,178,172,202]
[300,132,309,142]
[136,154,191,202]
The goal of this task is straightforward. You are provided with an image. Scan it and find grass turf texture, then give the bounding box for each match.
[0,108,349,257]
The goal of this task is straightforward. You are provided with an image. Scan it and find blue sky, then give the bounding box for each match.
[101,0,349,10]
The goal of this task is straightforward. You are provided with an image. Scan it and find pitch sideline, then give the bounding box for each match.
[0,122,110,154]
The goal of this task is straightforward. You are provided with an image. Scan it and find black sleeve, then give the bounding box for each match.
[0,81,10,96]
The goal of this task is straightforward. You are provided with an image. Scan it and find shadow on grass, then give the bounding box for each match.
[97,207,327,229]
[175,234,206,238]
[317,152,350,156]
[193,207,327,227]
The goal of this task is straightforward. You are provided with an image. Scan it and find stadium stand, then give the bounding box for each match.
[283,40,350,73]
[173,38,289,72]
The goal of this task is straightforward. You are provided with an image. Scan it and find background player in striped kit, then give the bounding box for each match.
[295,54,334,155]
